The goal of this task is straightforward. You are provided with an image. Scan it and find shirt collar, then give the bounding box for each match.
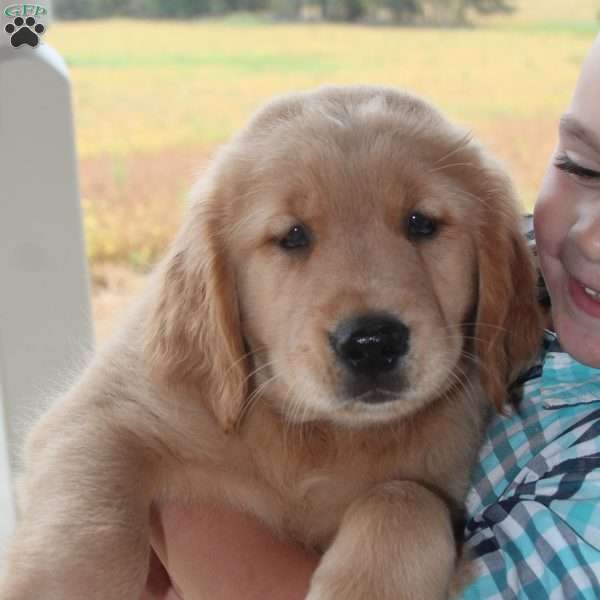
[540,331,600,408]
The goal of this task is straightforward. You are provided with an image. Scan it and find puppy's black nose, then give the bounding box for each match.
[330,314,410,376]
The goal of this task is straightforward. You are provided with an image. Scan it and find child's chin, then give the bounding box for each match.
[554,310,600,368]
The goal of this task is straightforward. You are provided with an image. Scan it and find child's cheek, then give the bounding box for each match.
[534,169,574,259]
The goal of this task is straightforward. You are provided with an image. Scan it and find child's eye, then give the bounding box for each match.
[554,153,600,179]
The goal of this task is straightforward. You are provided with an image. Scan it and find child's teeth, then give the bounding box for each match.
[583,286,600,299]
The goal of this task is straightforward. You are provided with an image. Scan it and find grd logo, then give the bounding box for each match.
[3,4,47,47]
[4,3,46,17]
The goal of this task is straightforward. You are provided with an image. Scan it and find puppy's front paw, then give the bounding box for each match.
[306,481,457,600]
[305,544,395,600]
[306,569,372,600]
[305,576,343,600]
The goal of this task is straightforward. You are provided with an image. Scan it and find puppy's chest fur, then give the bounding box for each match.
[176,393,484,551]
[246,420,409,549]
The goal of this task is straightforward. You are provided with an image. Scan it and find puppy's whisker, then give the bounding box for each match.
[457,350,504,389]
[280,384,306,451]
[239,372,281,424]
[456,188,487,205]
[286,387,307,431]
[224,345,268,379]
[243,358,280,388]
[451,362,478,399]
[428,161,479,174]
[431,132,473,166]
[431,359,476,408]
[444,322,511,334]
[240,379,275,424]
[417,331,514,393]
[459,187,509,206]
[418,333,487,354]
[246,371,279,405]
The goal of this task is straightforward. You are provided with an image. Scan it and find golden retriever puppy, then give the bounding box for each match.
[0,85,542,600]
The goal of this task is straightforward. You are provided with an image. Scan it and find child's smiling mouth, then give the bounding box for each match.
[568,275,600,318]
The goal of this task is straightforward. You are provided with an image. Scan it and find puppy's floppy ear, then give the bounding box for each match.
[474,170,543,411]
[144,189,247,433]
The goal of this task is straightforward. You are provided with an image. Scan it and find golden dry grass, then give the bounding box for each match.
[42,2,599,292]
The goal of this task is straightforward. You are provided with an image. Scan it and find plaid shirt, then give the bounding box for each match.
[461,218,600,599]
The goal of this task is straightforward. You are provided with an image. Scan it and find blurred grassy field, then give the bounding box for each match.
[45,0,599,276]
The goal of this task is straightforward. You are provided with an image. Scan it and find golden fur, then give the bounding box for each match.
[0,86,542,600]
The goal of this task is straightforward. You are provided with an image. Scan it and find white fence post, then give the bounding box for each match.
[0,0,93,555]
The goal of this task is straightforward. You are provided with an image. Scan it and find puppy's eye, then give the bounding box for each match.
[407,212,437,239]
[279,224,311,250]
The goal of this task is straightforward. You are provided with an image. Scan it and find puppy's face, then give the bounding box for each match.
[148,87,539,432]
[227,91,482,426]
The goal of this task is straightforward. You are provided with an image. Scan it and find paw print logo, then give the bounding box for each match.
[5,16,45,48]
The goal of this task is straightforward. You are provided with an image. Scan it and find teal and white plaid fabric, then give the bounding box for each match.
[461,331,600,598]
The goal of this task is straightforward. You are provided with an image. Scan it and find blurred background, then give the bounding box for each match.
[43,0,599,341]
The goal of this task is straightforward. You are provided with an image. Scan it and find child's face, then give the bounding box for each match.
[534,36,600,366]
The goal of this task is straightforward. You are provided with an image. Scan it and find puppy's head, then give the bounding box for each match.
[146,86,542,431]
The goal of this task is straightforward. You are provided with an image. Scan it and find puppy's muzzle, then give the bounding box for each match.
[330,313,410,403]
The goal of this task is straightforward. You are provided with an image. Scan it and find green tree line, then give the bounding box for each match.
[54,0,513,24]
